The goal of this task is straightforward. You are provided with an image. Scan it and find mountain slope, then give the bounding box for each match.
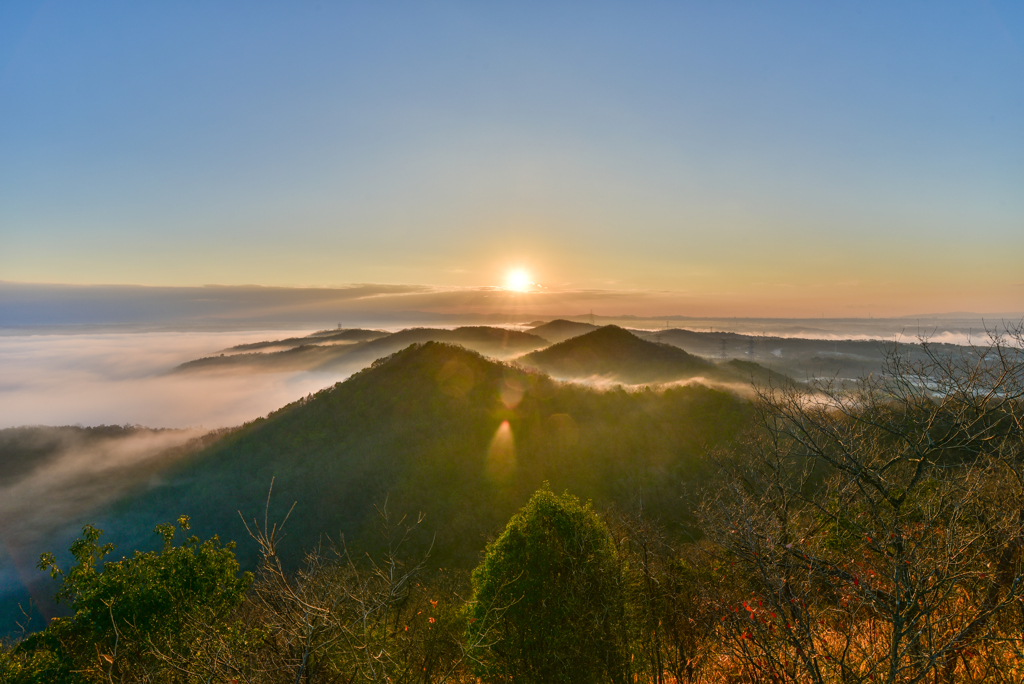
[94,342,752,576]
[638,328,956,382]
[319,326,549,369]
[172,326,549,374]
[173,343,352,373]
[527,319,599,344]
[227,328,387,352]
[0,426,231,637]
[518,326,717,384]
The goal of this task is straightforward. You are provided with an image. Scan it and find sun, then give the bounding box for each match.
[506,269,532,292]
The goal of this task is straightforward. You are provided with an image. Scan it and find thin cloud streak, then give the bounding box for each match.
[4,282,1023,327]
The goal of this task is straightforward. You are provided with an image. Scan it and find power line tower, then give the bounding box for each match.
[655,320,668,344]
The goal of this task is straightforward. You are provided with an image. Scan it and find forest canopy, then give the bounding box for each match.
[3,327,1023,682]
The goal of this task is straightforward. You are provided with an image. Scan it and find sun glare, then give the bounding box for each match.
[506,269,532,292]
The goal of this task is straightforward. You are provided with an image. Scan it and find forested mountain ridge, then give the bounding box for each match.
[226,327,388,352]
[95,341,753,575]
[526,318,599,344]
[7,332,1021,682]
[172,325,549,374]
[518,325,772,385]
[317,326,548,369]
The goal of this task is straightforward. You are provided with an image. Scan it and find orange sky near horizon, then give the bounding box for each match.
[1,4,1021,319]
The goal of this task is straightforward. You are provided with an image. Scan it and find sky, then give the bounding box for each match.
[1,1,1023,318]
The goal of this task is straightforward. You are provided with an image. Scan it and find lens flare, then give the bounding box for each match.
[486,420,516,481]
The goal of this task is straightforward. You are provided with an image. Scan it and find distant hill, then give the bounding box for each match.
[226,328,388,352]
[89,342,752,581]
[171,326,550,374]
[528,319,598,344]
[634,328,962,382]
[173,344,353,374]
[720,358,793,388]
[319,326,549,370]
[518,326,720,384]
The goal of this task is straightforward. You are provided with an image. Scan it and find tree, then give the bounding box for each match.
[610,512,723,684]
[239,495,467,684]
[465,488,629,684]
[702,325,1024,682]
[18,517,253,683]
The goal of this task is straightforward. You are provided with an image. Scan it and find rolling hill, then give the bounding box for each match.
[316,326,549,370]
[517,325,720,384]
[172,326,550,374]
[226,328,388,352]
[527,319,599,344]
[173,343,355,374]
[631,328,969,382]
[88,342,752,582]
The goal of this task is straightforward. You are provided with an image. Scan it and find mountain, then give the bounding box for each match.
[517,325,719,384]
[173,343,354,373]
[318,326,549,369]
[86,342,752,580]
[636,328,963,382]
[172,326,550,374]
[527,319,598,344]
[226,328,388,352]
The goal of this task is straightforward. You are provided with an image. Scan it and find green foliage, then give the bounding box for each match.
[520,325,714,384]
[108,342,752,579]
[0,641,63,684]
[13,517,253,683]
[466,488,629,684]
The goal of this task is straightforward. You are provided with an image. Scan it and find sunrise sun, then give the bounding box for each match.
[505,269,532,292]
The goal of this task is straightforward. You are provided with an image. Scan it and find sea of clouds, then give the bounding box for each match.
[0,330,359,429]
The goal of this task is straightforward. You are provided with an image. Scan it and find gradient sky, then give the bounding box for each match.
[1,2,1022,317]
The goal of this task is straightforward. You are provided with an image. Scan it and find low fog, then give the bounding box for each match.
[2,322,1013,430]
[0,427,204,547]
[0,425,234,628]
[0,329,368,617]
[0,330,360,429]
[553,374,760,398]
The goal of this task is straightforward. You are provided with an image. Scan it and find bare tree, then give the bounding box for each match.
[137,486,473,684]
[610,511,725,683]
[239,490,470,684]
[702,323,1024,683]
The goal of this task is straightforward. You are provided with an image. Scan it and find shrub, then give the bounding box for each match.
[465,488,628,684]
[17,517,253,682]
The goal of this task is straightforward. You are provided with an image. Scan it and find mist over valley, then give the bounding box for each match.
[2,4,1021,676]
[2,313,1018,640]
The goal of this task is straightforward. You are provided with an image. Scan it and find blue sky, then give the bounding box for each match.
[1,2,1022,316]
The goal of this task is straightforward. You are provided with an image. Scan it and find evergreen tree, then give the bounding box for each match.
[466,488,628,684]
